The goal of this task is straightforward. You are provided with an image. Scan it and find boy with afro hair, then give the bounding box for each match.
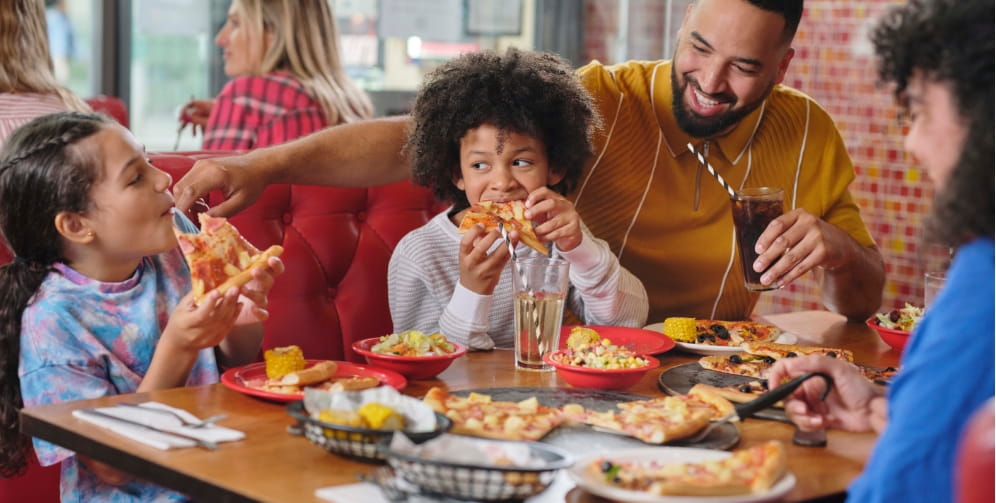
[388,48,648,350]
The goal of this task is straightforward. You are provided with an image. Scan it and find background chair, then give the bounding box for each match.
[84,95,129,128]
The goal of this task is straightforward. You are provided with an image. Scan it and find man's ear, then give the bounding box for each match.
[54,211,94,244]
[774,47,795,85]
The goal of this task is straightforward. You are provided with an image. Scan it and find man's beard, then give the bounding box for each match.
[670,67,772,139]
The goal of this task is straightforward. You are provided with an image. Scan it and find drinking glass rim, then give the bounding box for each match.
[734,186,784,199]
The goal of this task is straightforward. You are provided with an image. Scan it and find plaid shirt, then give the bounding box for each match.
[202,72,327,150]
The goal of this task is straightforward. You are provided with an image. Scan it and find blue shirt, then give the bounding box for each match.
[19,213,214,502]
[848,238,995,502]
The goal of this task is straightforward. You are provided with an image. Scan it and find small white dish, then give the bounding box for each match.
[643,322,797,356]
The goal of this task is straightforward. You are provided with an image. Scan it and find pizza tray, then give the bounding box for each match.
[657,362,790,423]
[452,387,740,453]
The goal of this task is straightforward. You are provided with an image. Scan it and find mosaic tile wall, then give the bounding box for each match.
[582,0,935,316]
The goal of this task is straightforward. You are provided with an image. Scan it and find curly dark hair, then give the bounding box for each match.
[405,47,601,210]
[871,0,994,247]
[0,112,109,476]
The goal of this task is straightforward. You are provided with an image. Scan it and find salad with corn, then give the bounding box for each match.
[874,303,924,332]
[552,328,650,369]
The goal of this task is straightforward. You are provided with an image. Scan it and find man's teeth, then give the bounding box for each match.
[694,89,720,107]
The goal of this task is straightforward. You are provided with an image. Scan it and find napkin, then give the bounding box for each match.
[72,401,244,450]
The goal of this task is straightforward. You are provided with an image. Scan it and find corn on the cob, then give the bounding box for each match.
[663,317,697,342]
[264,345,306,379]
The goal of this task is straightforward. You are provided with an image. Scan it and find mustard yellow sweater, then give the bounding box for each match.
[572,60,875,322]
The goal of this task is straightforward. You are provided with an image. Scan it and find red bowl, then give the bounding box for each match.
[542,351,660,390]
[866,318,911,352]
[351,337,467,380]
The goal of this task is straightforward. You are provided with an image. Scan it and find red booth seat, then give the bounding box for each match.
[151,151,444,361]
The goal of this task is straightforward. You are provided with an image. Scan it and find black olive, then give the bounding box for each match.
[709,324,724,333]
[714,326,731,339]
[759,379,770,390]
[826,351,838,358]
[885,366,897,372]
[707,335,717,343]
[729,354,743,363]
[786,352,798,358]
[738,383,752,393]
[697,334,709,343]
[761,356,776,364]
[601,460,614,472]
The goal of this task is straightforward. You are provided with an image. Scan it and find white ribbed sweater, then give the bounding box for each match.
[388,210,649,350]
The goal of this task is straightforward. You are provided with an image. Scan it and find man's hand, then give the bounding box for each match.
[173,155,265,217]
[458,224,510,295]
[767,354,886,433]
[751,209,851,287]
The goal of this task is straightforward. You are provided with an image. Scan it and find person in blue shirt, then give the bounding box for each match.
[767,1,994,502]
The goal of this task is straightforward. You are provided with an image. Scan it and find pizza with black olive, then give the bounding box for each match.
[698,354,776,378]
[740,341,853,362]
[693,320,782,346]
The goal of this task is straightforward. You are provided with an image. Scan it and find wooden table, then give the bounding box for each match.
[21,311,898,503]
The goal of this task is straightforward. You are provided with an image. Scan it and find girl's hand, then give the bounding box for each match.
[164,287,243,353]
[525,188,583,252]
[233,256,285,325]
[458,224,510,295]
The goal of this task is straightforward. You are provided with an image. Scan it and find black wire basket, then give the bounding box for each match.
[286,400,451,463]
[376,439,573,501]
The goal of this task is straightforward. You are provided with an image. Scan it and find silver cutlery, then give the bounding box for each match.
[115,403,227,429]
[77,408,218,450]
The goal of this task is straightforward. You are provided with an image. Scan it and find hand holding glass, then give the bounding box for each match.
[731,187,785,291]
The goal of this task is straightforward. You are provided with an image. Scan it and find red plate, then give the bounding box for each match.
[558,325,674,355]
[220,360,408,403]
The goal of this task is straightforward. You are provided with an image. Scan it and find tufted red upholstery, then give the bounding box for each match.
[150,151,444,361]
[0,151,441,499]
[84,95,129,128]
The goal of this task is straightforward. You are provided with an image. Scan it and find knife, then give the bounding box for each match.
[77,408,218,450]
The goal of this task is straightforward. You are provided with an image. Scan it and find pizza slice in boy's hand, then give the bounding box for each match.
[457,200,549,255]
[174,214,283,301]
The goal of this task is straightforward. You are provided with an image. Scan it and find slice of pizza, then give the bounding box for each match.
[457,200,549,255]
[698,354,774,378]
[563,392,726,444]
[422,387,563,441]
[690,382,784,408]
[741,341,854,362]
[591,440,787,496]
[174,214,283,301]
[694,320,782,346]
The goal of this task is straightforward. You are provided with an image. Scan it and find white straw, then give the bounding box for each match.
[687,143,736,199]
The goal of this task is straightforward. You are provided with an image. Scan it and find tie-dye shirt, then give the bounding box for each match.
[19,213,217,503]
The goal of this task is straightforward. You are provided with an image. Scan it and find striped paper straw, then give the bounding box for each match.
[687,143,736,199]
[497,222,517,261]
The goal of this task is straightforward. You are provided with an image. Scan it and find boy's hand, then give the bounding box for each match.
[232,256,285,325]
[525,188,582,252]
[458,224,510,295]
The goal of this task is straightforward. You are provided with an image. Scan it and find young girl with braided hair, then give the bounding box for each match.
[0,112,283,501]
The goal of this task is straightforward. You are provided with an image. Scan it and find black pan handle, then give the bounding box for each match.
[734,372,833,419]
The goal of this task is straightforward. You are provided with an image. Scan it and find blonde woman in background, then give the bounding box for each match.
[0,0,90,148]
[180,0,373,150]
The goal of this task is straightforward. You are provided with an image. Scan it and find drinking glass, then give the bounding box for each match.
[731,187,785,291]
[924,271,946,309]
[512,257,570,371]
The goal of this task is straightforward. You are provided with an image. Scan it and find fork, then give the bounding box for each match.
[115,403,228,429]
[683,372,833,444]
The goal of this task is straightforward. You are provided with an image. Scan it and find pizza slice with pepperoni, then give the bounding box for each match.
[457,200,549,255]
[174,214,283,301]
